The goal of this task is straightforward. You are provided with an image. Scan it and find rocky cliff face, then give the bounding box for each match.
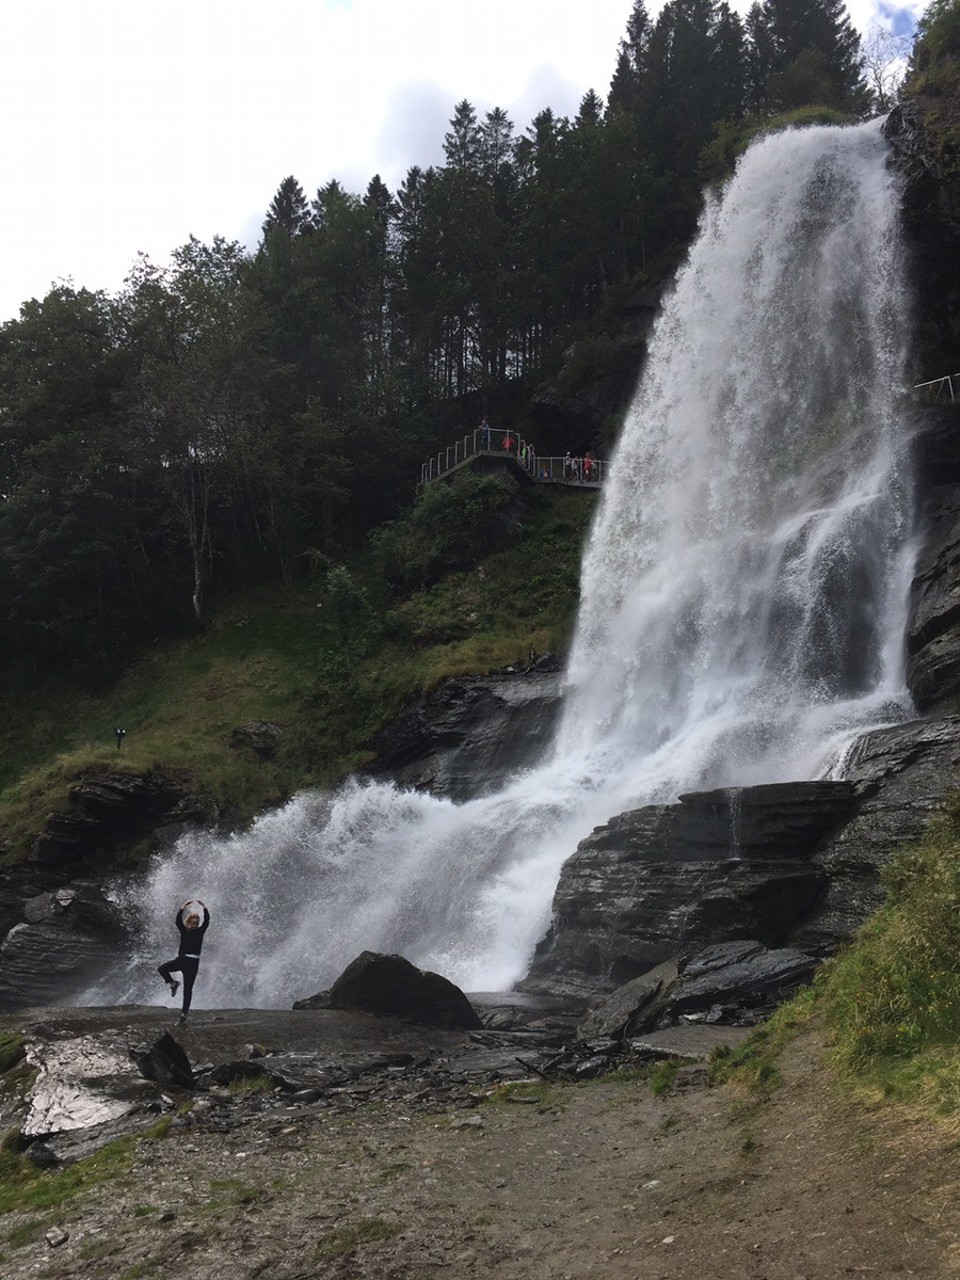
[362,663,563,800]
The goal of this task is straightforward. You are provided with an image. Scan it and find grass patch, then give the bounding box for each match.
[206,1177,260,1207]
[649,1059,683,1097]
[312,1216,401,1262]
[706,988,817,1096]
[0,1033,26,1075]
[226,1071,276,1096]
[814,795,960,1110]
[0,1137,134,1216]
[486,1079,565,1111]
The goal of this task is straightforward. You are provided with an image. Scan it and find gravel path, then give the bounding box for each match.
[2,1011,959,1279]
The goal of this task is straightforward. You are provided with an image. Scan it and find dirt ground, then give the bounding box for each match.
[3,1019,960,1280]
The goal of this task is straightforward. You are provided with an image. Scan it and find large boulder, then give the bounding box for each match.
[655,941,817,1026]
[295,952,484,1031]
[578,942,817,1038]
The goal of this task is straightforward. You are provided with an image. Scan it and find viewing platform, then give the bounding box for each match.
[420,426,605,489]
[914,372,960,403]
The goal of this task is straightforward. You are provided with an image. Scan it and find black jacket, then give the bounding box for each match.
[176,906,210,957]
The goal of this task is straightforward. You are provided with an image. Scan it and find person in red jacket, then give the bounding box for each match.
[158,900,210,1025]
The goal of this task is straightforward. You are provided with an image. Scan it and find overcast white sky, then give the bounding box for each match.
[0,0,926,324]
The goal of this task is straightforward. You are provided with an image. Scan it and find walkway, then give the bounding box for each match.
[419,426,605,489]
[914,372,960,402]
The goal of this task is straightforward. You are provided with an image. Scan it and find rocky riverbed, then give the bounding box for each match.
[1,1004,959,1279]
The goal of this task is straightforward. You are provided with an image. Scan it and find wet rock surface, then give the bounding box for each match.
[788,714,960,951]
[905,410,960,713]
[0,1000,744,1166]
[523,781,854,999]
[362,668,562,800]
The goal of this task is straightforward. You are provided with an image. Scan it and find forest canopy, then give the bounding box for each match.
[0,0,901,675]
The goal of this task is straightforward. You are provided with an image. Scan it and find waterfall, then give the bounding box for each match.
[89,119,915,1010]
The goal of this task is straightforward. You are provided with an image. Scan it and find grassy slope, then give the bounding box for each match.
[0,482,597,861]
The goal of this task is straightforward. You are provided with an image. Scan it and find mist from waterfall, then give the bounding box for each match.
[90,119,915,1009]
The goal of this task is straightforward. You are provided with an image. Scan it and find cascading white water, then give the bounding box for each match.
[90,119,915,1009]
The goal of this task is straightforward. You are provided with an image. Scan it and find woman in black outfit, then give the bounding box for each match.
[158,900,210,1024]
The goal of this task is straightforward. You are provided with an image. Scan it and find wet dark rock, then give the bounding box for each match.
[363,671,562,800]
[787,716,960,952]
[523,781,854,1000]
[131,1032,196,1091]
[885,97,960,375]
[26,1140,60,1169]
[576,943,815,1040]
[905,445,960,712]
[576,960,679,1042]
[229,720,284,760]
[0,883,130,1012]
[30,770,216,867]
[297,951,484,1031]
[658,941,816,1025]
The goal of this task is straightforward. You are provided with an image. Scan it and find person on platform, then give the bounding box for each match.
[158,900,210,1025]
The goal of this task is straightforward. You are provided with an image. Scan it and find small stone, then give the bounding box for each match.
[451,1115,484,1131]
[27,1142,60,1169]
[45,1226,69,1248]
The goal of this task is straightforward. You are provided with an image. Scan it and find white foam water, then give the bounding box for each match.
[89,120,915,1009]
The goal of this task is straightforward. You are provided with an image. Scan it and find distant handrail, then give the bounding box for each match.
[914,372,960,403]
[419,426,605,488]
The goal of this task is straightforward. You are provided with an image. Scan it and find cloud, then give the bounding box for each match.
[375,82,451,186]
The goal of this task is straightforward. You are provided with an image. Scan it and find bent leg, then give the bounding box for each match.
[158,958,183,985]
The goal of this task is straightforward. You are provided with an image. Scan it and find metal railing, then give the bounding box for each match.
[914,372,960,403]
[419,426,605,488]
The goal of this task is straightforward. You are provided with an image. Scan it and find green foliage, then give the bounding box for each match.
[648,1058,683,1096]
[706,988,818,1093]
[699,107,852,186]
[818,798,960,1088]
[373,471,520,590]
[914,0,960,75]
[312,1217,401,1262]
[0,1137,134,1215]
[316,564,383,675]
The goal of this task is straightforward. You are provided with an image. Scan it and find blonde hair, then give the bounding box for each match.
[184,912,201,929]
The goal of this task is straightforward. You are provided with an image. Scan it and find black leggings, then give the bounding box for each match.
[158,956,200,1013]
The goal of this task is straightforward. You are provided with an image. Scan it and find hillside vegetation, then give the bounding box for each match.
[0,475,595,860]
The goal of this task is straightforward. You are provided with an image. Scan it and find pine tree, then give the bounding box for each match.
[761,0,870,112]
[261,175,311,242]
